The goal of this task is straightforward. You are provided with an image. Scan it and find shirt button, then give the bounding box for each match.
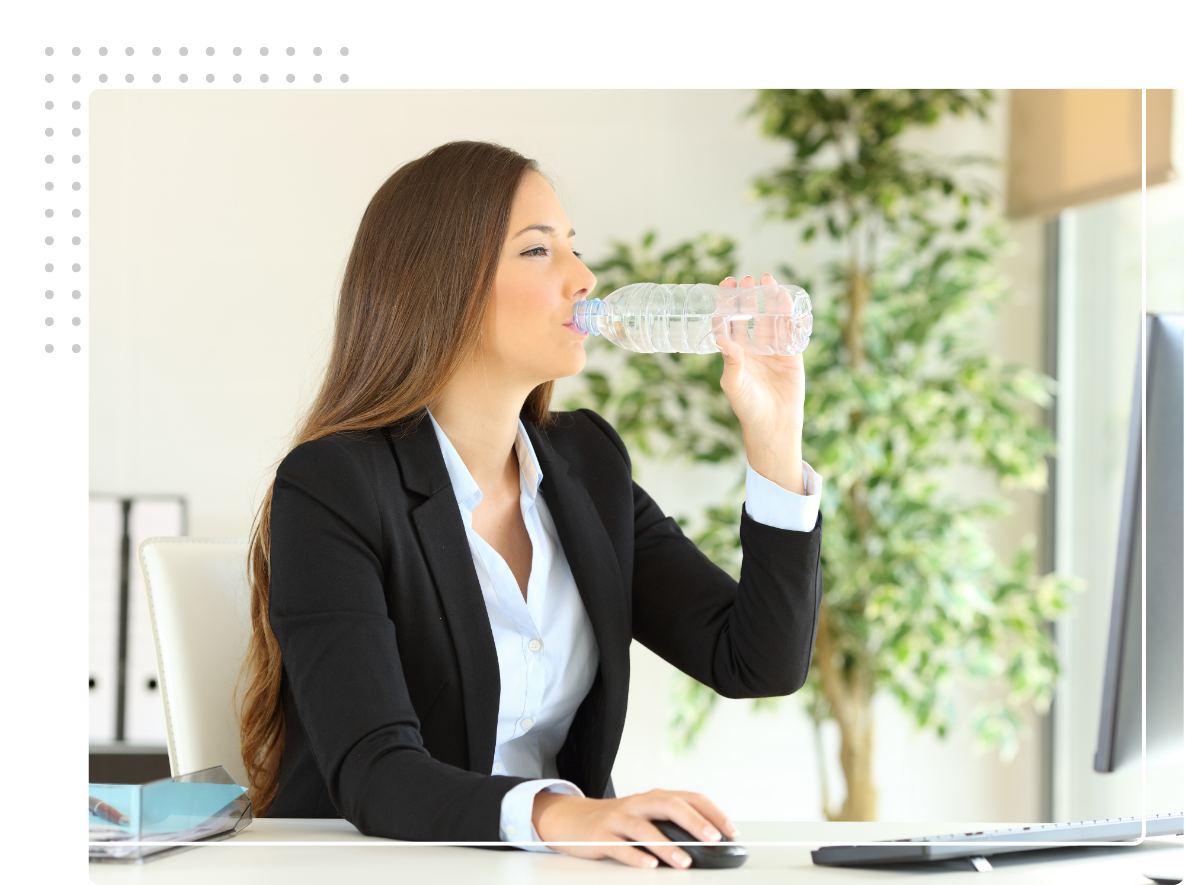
[503,824,517,837]
[493,762,503,773]
[528,639,543,652]
[520,718,534,730]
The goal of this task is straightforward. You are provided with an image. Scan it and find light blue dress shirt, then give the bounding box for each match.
[425,409,822,847]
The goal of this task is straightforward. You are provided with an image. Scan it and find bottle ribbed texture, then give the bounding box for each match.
[572,283,812,355]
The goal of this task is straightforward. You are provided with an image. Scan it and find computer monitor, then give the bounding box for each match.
[1094,313,1184,773]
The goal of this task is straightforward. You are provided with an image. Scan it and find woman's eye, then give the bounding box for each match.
[519,247,583,261]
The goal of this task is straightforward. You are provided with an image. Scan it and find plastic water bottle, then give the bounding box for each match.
[570,282,813,356]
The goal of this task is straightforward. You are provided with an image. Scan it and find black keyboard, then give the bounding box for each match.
[811,812,1184,866]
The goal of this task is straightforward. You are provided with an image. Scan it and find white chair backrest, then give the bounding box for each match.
[138,537,252,789]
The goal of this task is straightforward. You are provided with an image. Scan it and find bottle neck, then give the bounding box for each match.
[571,298,604,335]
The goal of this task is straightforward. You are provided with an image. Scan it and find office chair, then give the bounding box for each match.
[137,537,252,789]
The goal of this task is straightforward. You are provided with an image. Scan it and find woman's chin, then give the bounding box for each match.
[543,348,587,382]
[567,347,589,377]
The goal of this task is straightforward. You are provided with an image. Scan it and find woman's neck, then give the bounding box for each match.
[429,360,534,493]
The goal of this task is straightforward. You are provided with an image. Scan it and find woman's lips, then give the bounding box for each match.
[563,321,588,338]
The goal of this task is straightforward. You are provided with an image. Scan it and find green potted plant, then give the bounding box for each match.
[566,89,1080,821]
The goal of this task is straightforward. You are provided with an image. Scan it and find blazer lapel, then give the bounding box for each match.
[384,416,500,776]
[524,420,632,770]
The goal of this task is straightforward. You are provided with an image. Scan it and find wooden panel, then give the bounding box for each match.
[89,751,172,785]
[1008,90,1174,218]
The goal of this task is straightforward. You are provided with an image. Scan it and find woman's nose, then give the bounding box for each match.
[573,265,596,300]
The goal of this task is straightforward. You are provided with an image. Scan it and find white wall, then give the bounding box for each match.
[89,89,794,534]
[90,89,1049,822]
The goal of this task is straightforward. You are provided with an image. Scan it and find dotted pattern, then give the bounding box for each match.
[40,44,353,354]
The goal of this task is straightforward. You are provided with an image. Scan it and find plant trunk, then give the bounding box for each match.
[814,601,878,821]
[843,265,871,368]
[812,260,879,820]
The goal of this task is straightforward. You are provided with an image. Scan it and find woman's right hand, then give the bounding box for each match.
[531,788,741,869]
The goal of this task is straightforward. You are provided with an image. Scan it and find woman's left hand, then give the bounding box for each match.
[716,272,806,495]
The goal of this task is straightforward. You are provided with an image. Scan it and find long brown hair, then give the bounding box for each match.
[238,141,554,816]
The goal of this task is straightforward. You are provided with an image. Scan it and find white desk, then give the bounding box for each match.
[90,819,1183,884]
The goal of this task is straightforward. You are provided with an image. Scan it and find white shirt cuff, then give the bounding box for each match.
[499,778,584,851]
[744,460,823,532]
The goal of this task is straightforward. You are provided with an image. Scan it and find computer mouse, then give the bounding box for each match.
[641,819,749,869]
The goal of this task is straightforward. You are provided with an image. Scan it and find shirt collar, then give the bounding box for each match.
[425,408,544,514]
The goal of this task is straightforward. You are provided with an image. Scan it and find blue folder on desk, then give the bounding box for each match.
[89,765,252,862]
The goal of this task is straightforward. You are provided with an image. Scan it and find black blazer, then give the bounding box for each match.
[266,407,822,841]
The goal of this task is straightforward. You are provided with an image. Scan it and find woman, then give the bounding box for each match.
[239,140,823,870]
